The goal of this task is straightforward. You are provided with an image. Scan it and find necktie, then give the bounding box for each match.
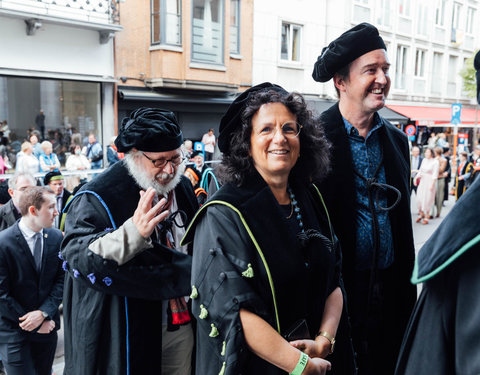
[33,232,42,272]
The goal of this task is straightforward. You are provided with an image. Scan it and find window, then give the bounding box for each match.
[229,0,240,54]
[399,0,411,17]
[451,2,462,42]
[431,52,443,94]
[435,0,446,26]
[395,45,408,89]
[280,22,302,62]
[415,49,426,77]
[376,0,391,27]
[447,55,458,96]
[192,0,224,65]
[353,0,371,23]
[0,76,102,169]
[151,0,182,46]
[416,3,428,35]
[466,7,475,34]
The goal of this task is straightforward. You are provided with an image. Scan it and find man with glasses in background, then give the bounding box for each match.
[61,108,199,375]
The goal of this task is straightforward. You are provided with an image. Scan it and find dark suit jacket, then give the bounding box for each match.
[0,222,64,343]
[57,189,72,230]
[0,199,21,231]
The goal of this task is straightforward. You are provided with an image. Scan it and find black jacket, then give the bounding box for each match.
[395,175,480,375]
[0,199,20,231]
[61,161,198,375]
[318,103,417,366]
[0,223,63,343]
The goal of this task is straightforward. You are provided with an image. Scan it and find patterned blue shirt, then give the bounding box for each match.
[343,114,394,271]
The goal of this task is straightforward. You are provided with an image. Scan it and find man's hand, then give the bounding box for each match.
[303,357,331,374]
[132,187,170,239]
[290,337,331,359]
[19,310,44,331]
[37,320,55,334]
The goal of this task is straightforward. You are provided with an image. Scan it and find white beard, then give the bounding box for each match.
[124,154,185,196]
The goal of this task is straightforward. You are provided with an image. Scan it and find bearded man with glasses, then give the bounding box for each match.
[61,108,199,375]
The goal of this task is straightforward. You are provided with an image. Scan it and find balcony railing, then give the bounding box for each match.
[0,0,120,26]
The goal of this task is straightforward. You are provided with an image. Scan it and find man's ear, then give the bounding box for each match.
[28,205,36,216]
[7,188,14,199]
[333,74,346,93]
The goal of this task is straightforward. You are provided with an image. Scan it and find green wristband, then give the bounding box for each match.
[290,352,309,375]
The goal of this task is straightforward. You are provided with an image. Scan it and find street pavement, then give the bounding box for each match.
[51,190,457,374]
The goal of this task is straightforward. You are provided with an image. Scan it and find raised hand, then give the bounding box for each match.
[132,187,170,238]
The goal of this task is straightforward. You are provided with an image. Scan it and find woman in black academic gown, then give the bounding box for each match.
[182,83,355,375]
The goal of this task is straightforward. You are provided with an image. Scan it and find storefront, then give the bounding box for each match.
[0,0,120,171]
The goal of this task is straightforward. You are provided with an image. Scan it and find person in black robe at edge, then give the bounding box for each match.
[182,83,356,375]
[312,23,417,375]
[395,176,480,375]
[61,108,198,375]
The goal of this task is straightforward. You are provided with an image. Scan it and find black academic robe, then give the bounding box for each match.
[395,177,480,375]
[61,161,198,375]
[318,103,417,371]
[183,170,356,375]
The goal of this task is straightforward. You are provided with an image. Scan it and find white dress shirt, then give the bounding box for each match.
[18,218,44,257]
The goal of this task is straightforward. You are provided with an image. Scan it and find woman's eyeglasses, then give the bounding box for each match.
[256,122,303,138]
[142,153,185,168]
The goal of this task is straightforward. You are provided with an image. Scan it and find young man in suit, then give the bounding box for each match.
[0,186,63,375]
[0,173,36,231]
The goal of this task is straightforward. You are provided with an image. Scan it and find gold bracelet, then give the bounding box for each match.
[316,331,336,354]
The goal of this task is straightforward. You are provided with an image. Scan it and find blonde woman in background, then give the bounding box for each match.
[16,142,40,175]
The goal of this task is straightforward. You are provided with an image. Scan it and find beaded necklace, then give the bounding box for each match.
[287,186,304,233]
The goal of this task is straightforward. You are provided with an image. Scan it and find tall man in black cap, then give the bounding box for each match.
[312,23,416,375]
[61,108,199,375]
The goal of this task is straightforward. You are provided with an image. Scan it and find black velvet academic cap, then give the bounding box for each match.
[44,171,64,186]
[312,23,386,83]
[115,108,183,153]
[218,82,288,153]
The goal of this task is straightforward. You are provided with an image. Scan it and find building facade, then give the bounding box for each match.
[115,0,253,141]
[0,0,121,168]
[252,0,480,143]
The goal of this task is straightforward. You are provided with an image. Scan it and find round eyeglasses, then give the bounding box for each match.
[142,152,185,168]
[256,122,303,138]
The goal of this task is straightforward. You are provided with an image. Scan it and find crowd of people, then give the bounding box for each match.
[411,140,480,225]
[0,22,478,375]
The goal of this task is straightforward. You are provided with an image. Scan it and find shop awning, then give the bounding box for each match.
[305,98,409,124]
[387,105,480,125]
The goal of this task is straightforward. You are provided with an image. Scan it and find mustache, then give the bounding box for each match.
[156,172,175,180]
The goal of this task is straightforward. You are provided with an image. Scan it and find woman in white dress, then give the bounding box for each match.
[16,142,40,175]
[415,148,439,224]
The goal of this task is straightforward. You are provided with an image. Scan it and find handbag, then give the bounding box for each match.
[282,319,310,342]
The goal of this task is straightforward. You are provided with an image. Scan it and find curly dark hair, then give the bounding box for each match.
[217,89,330,186]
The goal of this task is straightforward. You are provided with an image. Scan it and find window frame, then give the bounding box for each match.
[414,49,426,78]
[395,45,408,90]
[151,0,182,46]
[399,0,411,18]
[435,0,446,27]
[466,6,475,35]
[376,0,391,27]
[191,0,225,66]
[229,0,241,55]
[280,21,303,63]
